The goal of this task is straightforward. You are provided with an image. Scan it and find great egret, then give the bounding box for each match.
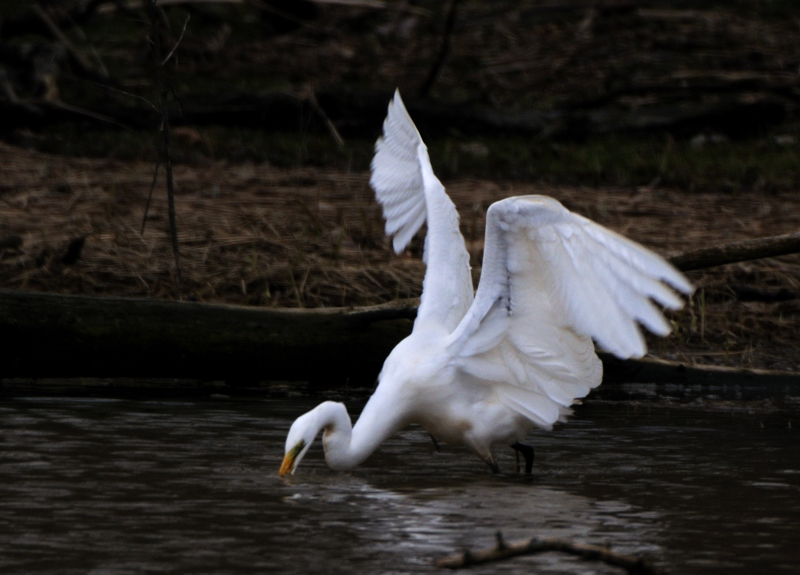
[279,90,692,475]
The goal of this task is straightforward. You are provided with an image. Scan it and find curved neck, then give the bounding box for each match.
[315,394,404,471]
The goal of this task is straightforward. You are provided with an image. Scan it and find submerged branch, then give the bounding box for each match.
[435,533,662,574]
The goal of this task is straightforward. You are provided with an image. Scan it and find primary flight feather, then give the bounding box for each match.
[279,90,692,475]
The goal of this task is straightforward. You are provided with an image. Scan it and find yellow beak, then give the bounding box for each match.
[279,440,306,476]
[279,452,296,476]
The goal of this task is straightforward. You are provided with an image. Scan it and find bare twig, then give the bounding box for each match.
[435,534,662,574]
[141,158,162,234]
[48,100,129,128]
[33,3,110,84]
[162,14,191,66]
[419,0,460,98]
[304,87,345,148]
[0,67,44,116]
[80,79,160,113]
[669,231,800,272]
[33,4,93,71]
[65,11,110,77]
[145,0,183,297]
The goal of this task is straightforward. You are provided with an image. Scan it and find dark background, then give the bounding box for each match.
[2,0,800,189]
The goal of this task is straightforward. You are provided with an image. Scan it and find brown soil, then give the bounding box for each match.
[2,142,799,373]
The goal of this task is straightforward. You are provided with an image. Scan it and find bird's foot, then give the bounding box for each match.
[480,451,501,475]
[429,434,441,453]
[510,442,534,474]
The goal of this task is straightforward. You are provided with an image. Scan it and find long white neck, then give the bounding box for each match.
[313,393,404,471]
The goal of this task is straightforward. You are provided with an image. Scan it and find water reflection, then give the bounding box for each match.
[0,395,797,574]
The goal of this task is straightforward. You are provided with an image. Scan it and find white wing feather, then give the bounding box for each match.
[370,91,473,331]
[370,91,427,254]
[448,195,693,427]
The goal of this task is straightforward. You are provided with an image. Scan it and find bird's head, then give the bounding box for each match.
[279,410,318,476]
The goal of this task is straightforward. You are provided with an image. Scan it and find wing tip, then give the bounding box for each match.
[391,235,405,254]
[391,88,406,114]
[667,273,695,297]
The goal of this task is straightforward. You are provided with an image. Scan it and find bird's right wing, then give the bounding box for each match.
[370,91,428,255]
[446,196,692,427]
[370,91,473,332]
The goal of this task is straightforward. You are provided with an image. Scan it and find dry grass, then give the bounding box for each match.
[1,142,800,371]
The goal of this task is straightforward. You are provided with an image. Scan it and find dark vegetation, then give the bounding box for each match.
[3,0,800,187]
[2,1,800,372]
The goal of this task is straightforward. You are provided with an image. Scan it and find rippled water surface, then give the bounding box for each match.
[0,392,798,574]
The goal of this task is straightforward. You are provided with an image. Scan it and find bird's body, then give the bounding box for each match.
[280,91,693,475]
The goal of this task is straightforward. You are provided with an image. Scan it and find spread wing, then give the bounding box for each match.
[370,90,473,332]
[447,195,693,427]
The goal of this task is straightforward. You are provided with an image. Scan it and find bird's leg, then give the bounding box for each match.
[486,449,501,474]
[475,450,500,474]
[465,437,501,474]
[481,451,500,474]
[510,442,534,474]
[429,434,441,452]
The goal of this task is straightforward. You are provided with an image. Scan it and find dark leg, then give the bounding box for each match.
[430,434,441,452]
[510,442,534,474]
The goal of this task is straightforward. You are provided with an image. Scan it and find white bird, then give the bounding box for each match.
[279,90,692,476]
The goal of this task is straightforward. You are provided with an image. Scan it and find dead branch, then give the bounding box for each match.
[145,0,186,297]
[4,1,114,40]
[161,15,191,66]
[141,157,162,234]
[32,4,110,85]
[303,86,345,147]
[419,0,460,98]
[669,232,800,272]
[435,533,662,574]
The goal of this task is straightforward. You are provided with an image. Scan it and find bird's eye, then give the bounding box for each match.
[290,439,306,457]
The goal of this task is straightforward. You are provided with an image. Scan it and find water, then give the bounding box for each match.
[0,392,798,574]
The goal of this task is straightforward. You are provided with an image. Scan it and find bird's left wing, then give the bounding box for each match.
[446,196,692,427]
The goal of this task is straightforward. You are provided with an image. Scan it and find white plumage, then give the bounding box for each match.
[279,90,692,475]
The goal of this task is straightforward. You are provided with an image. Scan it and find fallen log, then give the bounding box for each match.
[668,231,800,272]
[597,353,800,400]
[0,288,413,386]
[1,288,799,393]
